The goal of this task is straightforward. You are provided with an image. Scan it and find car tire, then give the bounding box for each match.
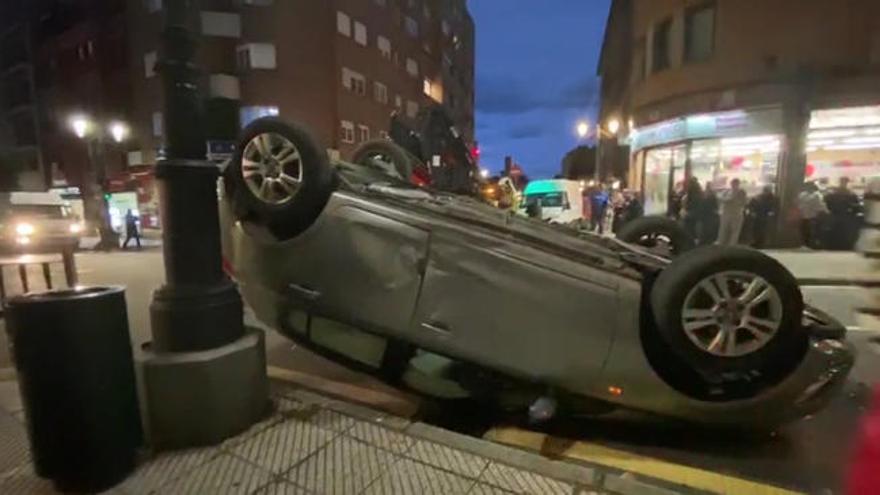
[617,216,695,257]
[351,139,415,181]
[226,117,335,240]
[650,246,806,375]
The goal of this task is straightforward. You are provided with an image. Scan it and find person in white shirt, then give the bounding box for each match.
[797,181,828,248]
[716,178,748,245]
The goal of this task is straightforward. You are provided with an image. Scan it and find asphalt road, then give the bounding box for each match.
[0,249,878,493]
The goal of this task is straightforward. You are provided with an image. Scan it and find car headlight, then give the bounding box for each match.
[69,223,83,234]
[16,223,34,235]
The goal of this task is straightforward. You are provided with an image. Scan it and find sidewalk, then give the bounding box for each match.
[0,376,623,495]
[764,249,880,286]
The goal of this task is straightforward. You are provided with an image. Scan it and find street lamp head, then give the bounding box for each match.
[70,115,92,139]
[607,118,621,135]
[576,121,590,139]
[479,168,490,179]
[109,122,130,143]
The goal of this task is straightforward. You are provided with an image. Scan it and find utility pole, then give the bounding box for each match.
[137,0,268,449]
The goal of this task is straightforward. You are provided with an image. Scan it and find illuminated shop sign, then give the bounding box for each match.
[631,107,785,151]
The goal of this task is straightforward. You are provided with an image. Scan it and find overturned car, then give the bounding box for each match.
[220,118,854,428]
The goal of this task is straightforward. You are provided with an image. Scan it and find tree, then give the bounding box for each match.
[0,149,33,191]
[561,145,597,179]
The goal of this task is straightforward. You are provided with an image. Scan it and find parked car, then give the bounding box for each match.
[220,118,853,428]
[0,192,82,253]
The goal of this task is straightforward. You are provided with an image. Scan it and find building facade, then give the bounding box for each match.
[598,0,880,243]
[126,0,475,167]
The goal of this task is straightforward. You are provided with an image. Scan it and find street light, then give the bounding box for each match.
[70,115,92,139]
[110,122,130,143]
[576,121,590,139]
[606,118,621,135]
[480,168,490,179]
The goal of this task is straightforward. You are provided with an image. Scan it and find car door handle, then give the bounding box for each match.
[287,283,321,302]
[421,322,451,335]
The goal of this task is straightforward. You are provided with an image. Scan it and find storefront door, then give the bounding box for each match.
[643,145,687,216]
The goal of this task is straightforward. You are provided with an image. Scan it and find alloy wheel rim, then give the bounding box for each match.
[241,132,304,205]
[681,271,783,358]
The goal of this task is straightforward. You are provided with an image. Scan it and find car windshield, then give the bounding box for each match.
[7,204,68,219]
[524,192,566,208]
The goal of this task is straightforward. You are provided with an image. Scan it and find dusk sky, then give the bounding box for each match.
[469,1,612,179]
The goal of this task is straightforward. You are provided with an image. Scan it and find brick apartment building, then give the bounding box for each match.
[1,0,475,193]
[127,0,475,166]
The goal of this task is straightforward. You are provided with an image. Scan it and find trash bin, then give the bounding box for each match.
[5,286,142,493]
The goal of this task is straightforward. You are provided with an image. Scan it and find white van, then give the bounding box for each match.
[520,180,585,224]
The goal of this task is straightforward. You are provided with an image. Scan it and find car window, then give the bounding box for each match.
[525,192,566,208]
[6,205,68,219]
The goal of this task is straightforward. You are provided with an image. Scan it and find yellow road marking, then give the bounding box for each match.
[485,426,804,495]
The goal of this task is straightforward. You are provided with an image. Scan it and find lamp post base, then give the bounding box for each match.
[135,329,269,450]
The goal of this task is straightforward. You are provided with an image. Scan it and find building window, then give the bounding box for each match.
[377,36,392,59]
[441,20,451,36]
[651,18,672,73]
[423,4,431,19]
[337,11,351,37]
[395,95,403,109]
[144,0,162,13]
[354,21,367,46]
[201,11,242,38]
[405,57,419,77]
[342,68,366,95]
[406,101,418,119]
[152,111,163,137]
[374,82,388,104]
[423,79,443,103]
[240,105,279,127]
[358,125,370,142]
[685,3,715,63]
[237,43,276,70]
[144,51,157,78]
[404,16,419,38]
[340,121,355,143]
[374,0,386,6]
[86,40,95,57]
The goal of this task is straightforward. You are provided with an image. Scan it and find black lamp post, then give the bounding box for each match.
[149,0,243,351]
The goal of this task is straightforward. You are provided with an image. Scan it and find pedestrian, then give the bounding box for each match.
[716,178,748,246]
[797,182,828,249]
[700,181,720,245]
[824,177,862,250]
[680,177,704,241]
[748,185,778,249]
[590,185,609,233]
[122,209,141,249]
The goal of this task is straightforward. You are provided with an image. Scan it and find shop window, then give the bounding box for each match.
[685,3,715,63]
[340,121,355,143]
[651,18,672,73]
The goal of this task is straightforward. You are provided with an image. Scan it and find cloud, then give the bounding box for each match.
[476,75,601,115]
[507,123,545,140]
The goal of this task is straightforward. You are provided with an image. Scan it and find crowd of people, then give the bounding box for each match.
[797,177,863,250]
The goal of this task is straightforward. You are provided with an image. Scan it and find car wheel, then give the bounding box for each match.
[227,117,335,240]
[617,216,695,257]
[351,139,415,181]
[651,246,806,375]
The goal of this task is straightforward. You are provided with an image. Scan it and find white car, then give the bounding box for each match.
[0,192,82,253]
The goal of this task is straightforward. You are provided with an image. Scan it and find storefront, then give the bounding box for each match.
[805,105,880,194]
[628,107,785,216]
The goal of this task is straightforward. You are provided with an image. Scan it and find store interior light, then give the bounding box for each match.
[825,144,880,151]
[808,130,857,139]
[721,135,779,146]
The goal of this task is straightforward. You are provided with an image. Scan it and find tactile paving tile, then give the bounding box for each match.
[252,479,314,495]
[478,462,573,495]
[361,458,476,495]
[0,407,29,477]
[345,420,415,454]
[154,453,273,495]
[118,446,219,494]
[467,482,518,495]
[285,434,397,494]
[404,440,490,478]
[230,418,335,474]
